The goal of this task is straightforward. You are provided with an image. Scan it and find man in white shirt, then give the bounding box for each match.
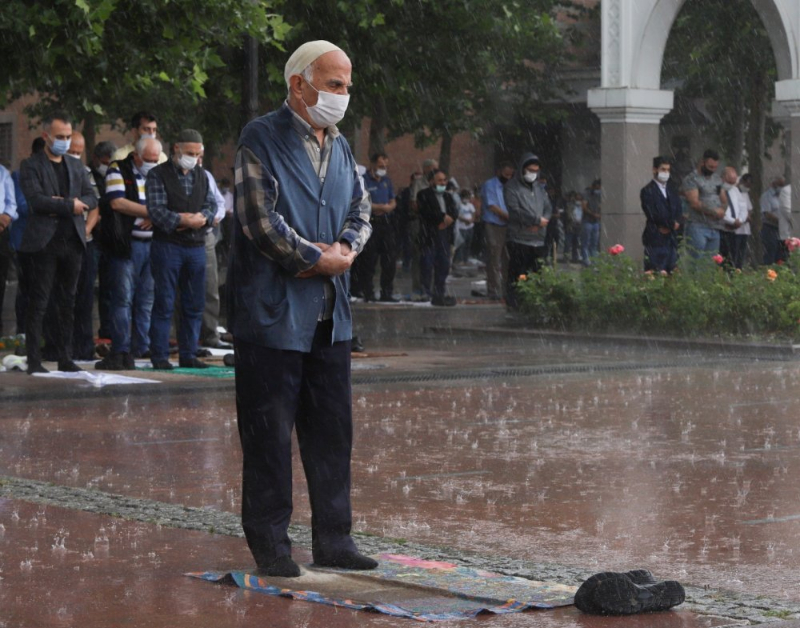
[720,166,751,269]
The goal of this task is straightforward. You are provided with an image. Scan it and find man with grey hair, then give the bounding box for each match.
[95,137,162,369]
[146,129,216,370]
[229,40,374,577]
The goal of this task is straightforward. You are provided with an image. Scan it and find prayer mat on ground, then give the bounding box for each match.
[187,553,576,622]
[137,365,235,379]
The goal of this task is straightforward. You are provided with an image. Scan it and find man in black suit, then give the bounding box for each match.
[641,156,682,273]
[19,112,97,373]
[417,169,459,306]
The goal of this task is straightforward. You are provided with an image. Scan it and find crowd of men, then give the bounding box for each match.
[0,108,793,374]
[0,111,233,374]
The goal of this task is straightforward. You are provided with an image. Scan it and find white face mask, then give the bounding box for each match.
[138,160,157,177]
[177,153,198,171]
[523,171,538,184]
[375,168,387,178]
[657,171,670,183]
[96,163,109,177]
[303,80,350,128]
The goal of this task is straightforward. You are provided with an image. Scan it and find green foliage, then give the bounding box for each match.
[1,0,290,149]
[278,0,578,149]
[515,252,800,340]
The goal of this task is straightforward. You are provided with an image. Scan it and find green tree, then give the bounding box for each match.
[279,0,578,170]
[0,0,290,153]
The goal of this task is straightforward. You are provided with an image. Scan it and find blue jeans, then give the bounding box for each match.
[149,240,206,362]
[108,239,154,355]
[685,222,720,258]
[580,222,600,265]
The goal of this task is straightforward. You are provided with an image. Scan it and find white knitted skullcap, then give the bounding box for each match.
[284,40,344,87]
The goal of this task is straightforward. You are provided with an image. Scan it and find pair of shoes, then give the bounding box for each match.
[196,348,213,358]
[574,570,685,615]
[379,294,400,303]
[351,336,365,353]
[257,555,301,578]
[222,353,235,367]
[27,361,49,375]
[431,295,457,307]
[58,360,83,372]
[151,360,174,370]
[313,551,378,571]
[96,354,125,371]
[179,357,210,369]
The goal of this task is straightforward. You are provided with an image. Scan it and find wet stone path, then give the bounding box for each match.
[3,319,800,626]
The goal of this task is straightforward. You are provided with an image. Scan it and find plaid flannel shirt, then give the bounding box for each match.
[234,102,371,277]
[146,160,217,234]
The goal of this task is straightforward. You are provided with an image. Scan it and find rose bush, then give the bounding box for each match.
[515,250,800,339]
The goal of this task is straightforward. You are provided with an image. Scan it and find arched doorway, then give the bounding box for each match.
[587,0,800,257]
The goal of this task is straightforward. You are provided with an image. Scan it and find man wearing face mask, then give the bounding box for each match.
[417,169,459,306]
[641,156,682,273]
[90,141,118,346]
[480,162,514,299]
[145,129,217,370]
[681,149,726,259]
[760,177,785,265]
[94,138,161,370]
[351,152,397,302]
[19,112,97,374]
[113,111,168,164]
[229,40,374,577]
[503,153,551,310]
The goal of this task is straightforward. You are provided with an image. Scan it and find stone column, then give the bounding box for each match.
[775,81,800,230]
[587,88,673,259]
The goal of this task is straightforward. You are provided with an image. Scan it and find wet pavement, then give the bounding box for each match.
[3,301,800,626]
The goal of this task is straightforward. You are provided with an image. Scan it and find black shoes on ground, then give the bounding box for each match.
[351,336,365,353]
[431,295,457,307]
[27,362,49,375]
[255,551,378,579]
[313,551,379,571]
[96,352,135,371]
[151,360,174,370]
[57,360,83,372]
[379,294,400,303]
[222,353,235,367]
[257,555,302,578]
[574,569,685,615]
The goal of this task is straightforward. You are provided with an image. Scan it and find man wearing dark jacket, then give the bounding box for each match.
[19,112,97,374]
[417,169,459,306]
[145,129,216,370]
[504,153,551,310]
[641,156,682,273]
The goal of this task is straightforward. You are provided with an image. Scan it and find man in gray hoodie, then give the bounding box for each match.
[503,153,551,310]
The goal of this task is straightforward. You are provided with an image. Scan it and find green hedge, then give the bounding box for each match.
[515,250,800,340]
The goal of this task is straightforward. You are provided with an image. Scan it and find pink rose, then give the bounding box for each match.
[712,254,724,264]
[608,244,625,256]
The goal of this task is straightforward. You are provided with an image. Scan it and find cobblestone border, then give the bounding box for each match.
[1,475,797,624]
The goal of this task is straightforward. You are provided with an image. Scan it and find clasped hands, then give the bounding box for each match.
[296,241,355,278]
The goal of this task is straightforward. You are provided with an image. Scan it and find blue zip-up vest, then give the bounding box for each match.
[228,106,356,351]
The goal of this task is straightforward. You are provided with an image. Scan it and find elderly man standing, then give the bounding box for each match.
[146,129,216,370]
[95,138,161,370]
[228,40,374,577]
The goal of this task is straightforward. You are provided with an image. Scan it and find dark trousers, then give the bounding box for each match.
[644,242,678,273]
[762,224,781,265]
[22,234,84,365]
[720,231,748,270]
[351,219,397,299]
[420,230,451,300]
[14,254,27,335]
[43,240,98,360]
[0,230,11,337]
[234,322,357,566]
[506,241,545,310]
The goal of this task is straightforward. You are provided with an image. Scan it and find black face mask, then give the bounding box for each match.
[499,176,510,184]
[701,166,713,177]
